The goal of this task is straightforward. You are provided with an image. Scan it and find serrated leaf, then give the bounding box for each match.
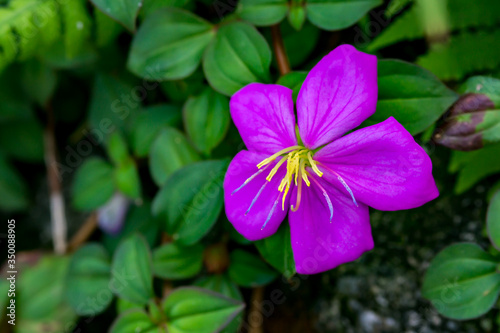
[306,0,382,31]
[65,244,113,316]
[72,158,115,211]
[163,287,244,333]
[368,0,500,51]
[363,59,458,135]
[90,0,142,31]
[111,234,154,305]
[149,127,200,186]
[256,223,295,278]
[152,160,227,245]
[417,30,500,81]
[128,8,215,80]
[152,243,204,279]
[203,21,272,96]
[228,249,278,287]
[422,243,500,320]
[183,88,230,155]
[237,0,288,26]
[487,190,500,250]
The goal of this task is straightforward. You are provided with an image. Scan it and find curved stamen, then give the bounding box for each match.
[291,175,303,212]
[257,146,301,169]
[246,182,267,215]
[307,151,323,177]
[266,156,287,182]
[317,163,358,207]
[232,163,272,195]
[309,174,334,223]
[261,196,280,230]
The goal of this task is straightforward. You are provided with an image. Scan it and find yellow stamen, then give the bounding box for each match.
[257,146,301,169]
[307,151,323,177]
[266,156,288,181]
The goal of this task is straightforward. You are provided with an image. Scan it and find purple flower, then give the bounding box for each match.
[223,45,439,274]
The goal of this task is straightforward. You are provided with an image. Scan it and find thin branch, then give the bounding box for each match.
[271,24,291,76]
[67,213,98,253]
[248,286,265,333]
[44,103,67,255]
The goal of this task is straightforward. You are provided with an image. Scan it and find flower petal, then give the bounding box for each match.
[230,83,297,154]
[315,117,439,211]
[289,178,373,274]
[224,150,290,241]
[297,44,377,149]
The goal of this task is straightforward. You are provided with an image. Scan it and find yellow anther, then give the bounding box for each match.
[307,151,323,177]
[266,156,287,181]
[257,146,301,169]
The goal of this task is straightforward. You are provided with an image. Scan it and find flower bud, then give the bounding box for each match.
[433,93,499,151]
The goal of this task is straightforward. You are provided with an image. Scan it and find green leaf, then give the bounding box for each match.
[450,143,500,194]
[152,160,228,245]
[163,287,244,333]
[368,0,500,51]
[160,69,205,103]
[256,223,295,278]
[17,256,77,332]
[90,0,142,31]
[363,59,458,135]
[237,0,288,26]
[114,158,142,199]
[20,60,57,107]
[149,127,200,186]
[193,275,243,333]
[422,243,500,320]
[130,104,181,157]
[128,8,215,80]
[110,309,161,333]
[417,30,500,81]
[116,298,143,314]
[65,243,113,316]
[89,74,140,135]
[95,8,124,47]
[281,21,320,67]
[140,0,193,18]
[108,131,130,166]
[203,21,272,96]
[306,0,382,31]
[111,234,154,305]
[228,249,278,287]
[60,0,93,59]
[276,71,306,101]
[487,190,500,250]
[72,158,115,211]
[0,155,28,211]
[183,88,230,155]
[103,202,160,252]
[460,76,500,107]
[194,274,243,301]
[287,3,306,30]
[152,243,204,279]
[0,119,44,162]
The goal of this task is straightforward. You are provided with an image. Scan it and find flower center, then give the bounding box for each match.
[257,145,324,212]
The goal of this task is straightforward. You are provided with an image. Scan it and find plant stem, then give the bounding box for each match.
[248,286,265,333]
[271,24,291,76]
[44,103,67,255]
[67,213,98,252]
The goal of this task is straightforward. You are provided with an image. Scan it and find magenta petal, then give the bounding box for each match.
[224,150,290,241]
[230,83,298,154]
[289,179,373,274]
[315,117,439,211]
[297,44,377,149]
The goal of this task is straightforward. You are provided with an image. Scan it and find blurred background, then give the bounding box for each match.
[0,0,500,332]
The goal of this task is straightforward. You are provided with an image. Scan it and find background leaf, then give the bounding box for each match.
[422,243,500,320]
[183,88,230,155]
[487,190,500,250]
[153,242,204,279]
[109,310,160,333]
[228,249,278,287]
[237,0,288,26]
[90,0,142,31]
[72,158,115,211]
[127,8,215,80]
[111,234,154,305]
[203,21,272,96]
[256,223,295,278]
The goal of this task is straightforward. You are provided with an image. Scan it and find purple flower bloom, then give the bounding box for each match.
[223,45,439,274]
